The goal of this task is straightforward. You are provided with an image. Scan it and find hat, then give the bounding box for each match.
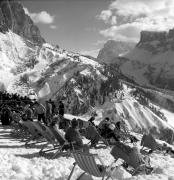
[105,117,110,121]
[71,118,78,128]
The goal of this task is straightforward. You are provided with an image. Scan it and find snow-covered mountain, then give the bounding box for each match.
[97,40,136,64]
[99,29,174,92]
[1,0,174,143]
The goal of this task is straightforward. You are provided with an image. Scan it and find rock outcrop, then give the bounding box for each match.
[0,0,45,45]
[137,29,174,53]
[138,31,167,43]
[138,29,174,44]
[97,40,136,63]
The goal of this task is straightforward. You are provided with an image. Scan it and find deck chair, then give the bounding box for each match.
[77,119,89,129]
[31,122,62,155]
[21,121,45,147]
[111,142,153,175]
[32,122,73,158]
[10,112,26,138]
[141,134,160,153]
[81,124,110,148]
[68,151,115,180]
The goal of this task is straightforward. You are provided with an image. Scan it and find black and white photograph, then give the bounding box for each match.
[0,0,174,179]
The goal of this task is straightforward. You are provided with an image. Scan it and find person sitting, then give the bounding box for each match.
[22,104,33,121]
[65,118,84,150]
[141,133,160,153]
[82,123,101,148]
[111,142,153,175]
[98,117,120,142]
[1,105,11,125]
[58,101,64,117]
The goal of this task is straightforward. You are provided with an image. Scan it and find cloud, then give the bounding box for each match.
[24,7,55,24]
[50,25,57,29]
[97,10,117,25]
[97,0,174,41]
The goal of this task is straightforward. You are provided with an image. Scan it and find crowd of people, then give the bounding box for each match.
[2,91,173,176]
[0,91,65,126]
[0,91,140,151]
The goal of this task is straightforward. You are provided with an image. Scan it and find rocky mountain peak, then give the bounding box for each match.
[139,31,167,43]
[97,40,136,63]
[137,28,174,53]
[138,28,174,44]
[0,0,45,45]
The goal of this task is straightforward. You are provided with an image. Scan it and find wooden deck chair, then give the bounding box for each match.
[111,142,153,175]
[31,122,61,155]
[77,119,89,129]
[21,121,45,147]
[10,112,27,138]
[82,124,110,148]
[32,122,72,158]
[141,134,160,153]
[68,151,115,180]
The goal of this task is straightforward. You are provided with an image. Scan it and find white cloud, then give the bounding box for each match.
[97,10,117,25]
[110,16,117,25]
[97,10,112,23]
[50,25,57,29]
[97,0,174,42]
[24,7,55,24]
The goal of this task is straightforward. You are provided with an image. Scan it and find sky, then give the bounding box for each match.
[22,0,174,57]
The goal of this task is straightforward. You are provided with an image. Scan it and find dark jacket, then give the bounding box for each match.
[65,127,83,149]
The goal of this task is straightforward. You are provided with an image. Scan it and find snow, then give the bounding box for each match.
[79,56,101,68]
[161,109,174,129]
[1,120,174,180]
[0,31,33,90]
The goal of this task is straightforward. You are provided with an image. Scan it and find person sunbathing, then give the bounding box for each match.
[65,118,86,151]
[98,117,120,142]
[111,142,153,175]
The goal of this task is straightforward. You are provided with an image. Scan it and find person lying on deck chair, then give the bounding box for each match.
[141,133,161,153]
[80,122,101,148]
[65,118,89,151]
[98,117,120,142]
[111,142,153,175]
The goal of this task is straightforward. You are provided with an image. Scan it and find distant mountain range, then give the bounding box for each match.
[97,40,136,63]
[97,29,174,92]
[1,0,174,142]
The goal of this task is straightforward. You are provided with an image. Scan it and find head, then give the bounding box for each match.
[105,117,110,122]
[90,116,95,121]
[109,123,115,131]
[71,118,78,129]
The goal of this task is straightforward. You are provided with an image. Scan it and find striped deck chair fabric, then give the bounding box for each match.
[21,121,44,146]
[32,122,73,157]
[32,122,56,144]
[68,151,114,180]
[31,122,61,156]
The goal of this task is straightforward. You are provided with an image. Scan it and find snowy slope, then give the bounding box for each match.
[91,84,174,143]
[1,119,174,180]
[0,31,36,90]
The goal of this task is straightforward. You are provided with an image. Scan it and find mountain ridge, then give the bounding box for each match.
[0,0,45,45]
